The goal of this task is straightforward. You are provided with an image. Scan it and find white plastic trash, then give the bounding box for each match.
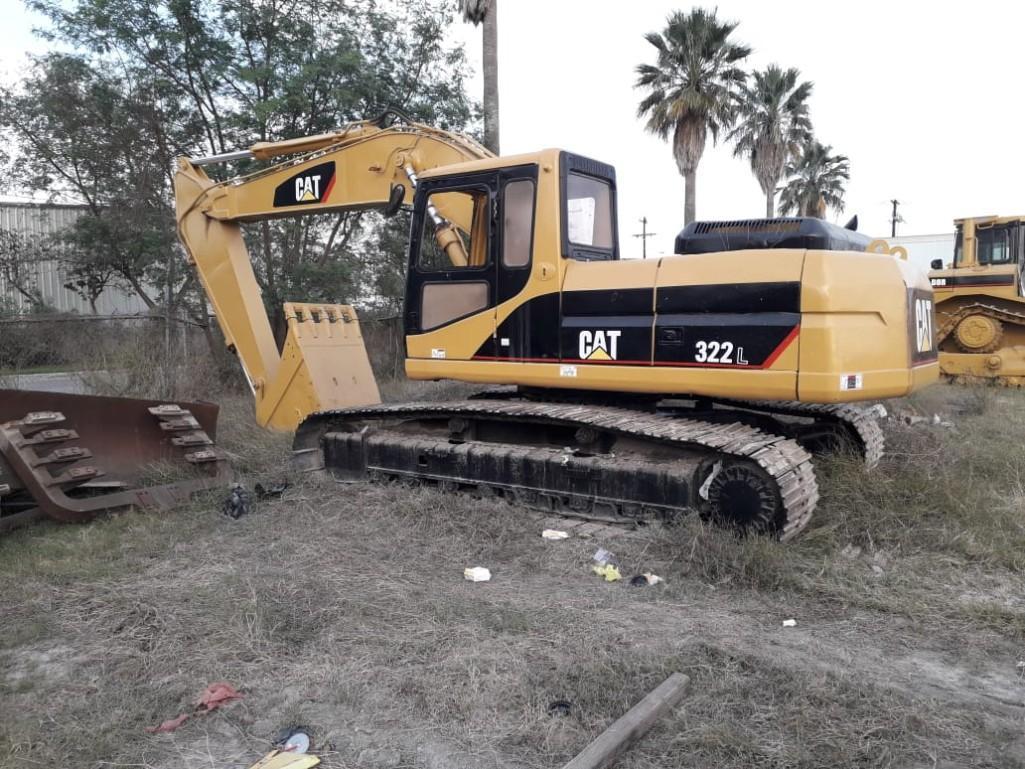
[542,529,569,540]
[464,567,492,582]
[782,619,797,628]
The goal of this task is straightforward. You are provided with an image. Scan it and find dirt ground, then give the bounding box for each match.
[2,383,1025,768]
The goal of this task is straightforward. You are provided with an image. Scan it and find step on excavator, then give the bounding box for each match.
[173,111,938,541]
[928,215,1025,385]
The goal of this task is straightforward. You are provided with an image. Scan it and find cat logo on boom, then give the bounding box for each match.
[296,175,321,202]
[273,161,336,208]
[579,330,621,361]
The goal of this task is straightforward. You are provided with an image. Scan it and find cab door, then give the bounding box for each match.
[492,166,542,361]
[405,173,499,360]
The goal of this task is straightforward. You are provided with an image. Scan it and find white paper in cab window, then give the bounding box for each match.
[567,197,596,245]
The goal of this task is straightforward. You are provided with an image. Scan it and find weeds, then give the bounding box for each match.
[3,384,1025,768]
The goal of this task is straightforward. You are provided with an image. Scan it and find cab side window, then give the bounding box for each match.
[418,188,490,270]
[502,180,535,268]
[978,227,1012,265]
[566,173,613,249]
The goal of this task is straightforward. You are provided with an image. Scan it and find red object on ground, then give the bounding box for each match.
[145,713,190,734]
[195,681,244,711]
[146,682,244,734]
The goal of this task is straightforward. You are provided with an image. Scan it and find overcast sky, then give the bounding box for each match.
[3,0,1022,258]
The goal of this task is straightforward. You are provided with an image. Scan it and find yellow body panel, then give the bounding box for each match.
[407,247,938,402]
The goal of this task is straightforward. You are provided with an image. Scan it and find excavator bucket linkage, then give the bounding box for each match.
[0,390,231,533]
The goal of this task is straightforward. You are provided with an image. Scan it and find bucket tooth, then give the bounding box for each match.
[45,465,103,487]
[32,446,93,466]
[171,431,214,447]
[16,428,79,447]
[22,411,66,426]
[158,416,202,432]
[149,404,189,419]
[185,449,220,464]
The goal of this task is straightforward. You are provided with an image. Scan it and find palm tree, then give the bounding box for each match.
[460,0,499,154]
[636,8,749,225]
[778,141,850,219]
[729,65,813,218]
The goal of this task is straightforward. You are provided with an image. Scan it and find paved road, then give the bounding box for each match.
[0,371,92,395]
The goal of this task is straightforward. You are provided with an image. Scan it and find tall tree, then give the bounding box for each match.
[729,65,813,218]
[0,228,53,310]
[778,141,850,219]
[5,0,476,340]
[636,8,749,225]
[460,0,499,154]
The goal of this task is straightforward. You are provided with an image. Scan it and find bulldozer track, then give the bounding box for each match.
[294,400,820,541]
[936,301,1025,342]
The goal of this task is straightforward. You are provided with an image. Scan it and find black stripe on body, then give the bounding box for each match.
[657,281,801,314]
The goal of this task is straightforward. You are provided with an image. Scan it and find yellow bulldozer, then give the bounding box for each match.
[928,215,1025,384]
[167,111,937,541]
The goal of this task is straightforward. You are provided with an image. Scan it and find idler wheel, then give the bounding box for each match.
[703,461,784,535]
[954,314,1002,353]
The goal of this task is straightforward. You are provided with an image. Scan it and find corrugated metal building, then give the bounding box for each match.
[0,201,147,314]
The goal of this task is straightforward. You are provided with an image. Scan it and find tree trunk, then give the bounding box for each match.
[765,190,774,218]
[482,1,500,154]
[684,169,696,225]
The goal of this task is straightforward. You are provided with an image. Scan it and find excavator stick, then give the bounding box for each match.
[0,390,231,533]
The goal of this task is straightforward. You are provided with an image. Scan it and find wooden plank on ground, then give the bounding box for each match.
[561,672,689,769]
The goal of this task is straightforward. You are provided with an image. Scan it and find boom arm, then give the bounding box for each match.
[174,117,491,430]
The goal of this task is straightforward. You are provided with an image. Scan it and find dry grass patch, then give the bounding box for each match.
[2,382,1025,768]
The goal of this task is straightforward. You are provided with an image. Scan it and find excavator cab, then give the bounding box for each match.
[404,153,618,345]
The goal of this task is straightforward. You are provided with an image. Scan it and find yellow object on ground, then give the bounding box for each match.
[248,750,320,769]
[593,564,622,582]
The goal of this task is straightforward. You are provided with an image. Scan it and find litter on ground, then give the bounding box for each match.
[146,682,244,734]
[464,567,492,582]
[630,572,664,586]
[196,682,244,711]
[145,713,190,734]
[542,529,569,540]
[593,564,622,582]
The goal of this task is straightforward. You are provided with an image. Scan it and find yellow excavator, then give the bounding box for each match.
[173,111,937,541]
[928,215,1025,384]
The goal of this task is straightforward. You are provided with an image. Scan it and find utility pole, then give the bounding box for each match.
[890,199,904,238]
[632,217,657,259]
